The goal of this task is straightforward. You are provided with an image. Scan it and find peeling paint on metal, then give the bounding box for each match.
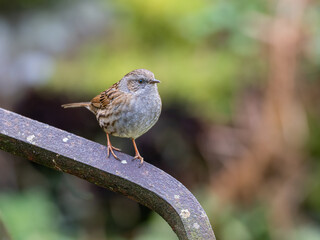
[180,209,190,219]
[1,130,7,135]
[193,223,200,229]
[26,135,36,144]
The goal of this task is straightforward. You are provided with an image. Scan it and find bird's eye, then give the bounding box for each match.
[139,79,143,84]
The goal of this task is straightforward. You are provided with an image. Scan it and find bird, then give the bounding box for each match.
[61,69,161,165]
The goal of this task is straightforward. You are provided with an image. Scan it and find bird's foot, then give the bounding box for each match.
[106,133,121,160]
[132,154,144,167]
[111,145,121,151]
[107,145,120,160]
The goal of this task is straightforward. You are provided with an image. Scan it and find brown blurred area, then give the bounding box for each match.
[200,1,319,239]
[208,0,308,230]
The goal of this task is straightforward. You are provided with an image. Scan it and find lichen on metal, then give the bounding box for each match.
[0,107,215,240]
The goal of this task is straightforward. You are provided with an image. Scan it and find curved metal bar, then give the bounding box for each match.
[0,107,215,240]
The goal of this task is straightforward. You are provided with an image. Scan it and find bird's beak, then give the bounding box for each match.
[150,79,160,84]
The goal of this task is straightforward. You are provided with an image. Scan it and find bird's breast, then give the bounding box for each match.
[102,92,161,139]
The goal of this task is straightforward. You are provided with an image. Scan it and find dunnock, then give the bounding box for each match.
[62,69,162,164]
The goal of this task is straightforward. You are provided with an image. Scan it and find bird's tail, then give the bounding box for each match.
[61,102,91,109]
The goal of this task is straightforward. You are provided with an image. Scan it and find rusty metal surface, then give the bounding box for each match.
[0,107,215,240]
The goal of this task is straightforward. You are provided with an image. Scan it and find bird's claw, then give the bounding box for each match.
[107,145,120,160]
[132,155,144,167]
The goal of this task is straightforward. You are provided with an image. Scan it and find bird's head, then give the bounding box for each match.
[120,69,160,94]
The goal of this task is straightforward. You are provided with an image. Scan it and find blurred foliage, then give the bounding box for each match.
[0,189,73,240]
[49,0,268,122]
[52,46,242,120]
[132,214,176,240]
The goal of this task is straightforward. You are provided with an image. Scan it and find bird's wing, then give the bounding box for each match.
[90,82,126,109]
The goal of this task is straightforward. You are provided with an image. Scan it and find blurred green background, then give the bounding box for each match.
[1,0,320,239]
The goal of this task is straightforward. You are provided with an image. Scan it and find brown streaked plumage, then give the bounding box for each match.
[61,69,161,165]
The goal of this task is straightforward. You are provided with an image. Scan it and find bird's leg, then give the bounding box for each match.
[132,138,144,165]
[106,133,120,160]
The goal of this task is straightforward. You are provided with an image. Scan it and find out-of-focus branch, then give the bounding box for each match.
[259,0,309,232]
[0,107,215,240]
[211,0,310,233]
